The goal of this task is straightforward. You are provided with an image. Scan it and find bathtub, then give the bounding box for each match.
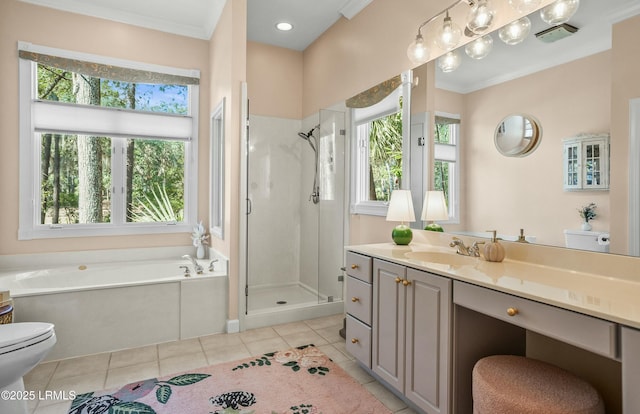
[0,248,228,361]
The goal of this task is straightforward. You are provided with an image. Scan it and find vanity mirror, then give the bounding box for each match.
[494,113,541,157]
[411,0,639,253]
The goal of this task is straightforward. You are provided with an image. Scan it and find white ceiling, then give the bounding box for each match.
[19,0,372,50]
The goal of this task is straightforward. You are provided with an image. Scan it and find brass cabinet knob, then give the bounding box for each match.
[351,297,360,302]
[507,307,519,317]
[351,264,359,270]
[395,277,402,284]
[402,279,412,286]
[351,338,359,344]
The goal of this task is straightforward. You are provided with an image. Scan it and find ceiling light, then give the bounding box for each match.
[407,30,430,65]
[499,16,531,45]
[508,0,542,14]
[276,22,293,31]
[435,10,462,51]
[438,50,462,73]
[540,0,580,26]
[467,0,496,35]
[465,34,493,59]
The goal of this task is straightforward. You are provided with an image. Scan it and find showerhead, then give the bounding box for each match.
[298,124,320,140]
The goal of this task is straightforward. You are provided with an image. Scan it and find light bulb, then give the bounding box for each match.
[467,0,495,35]
[438,50,461,73]
[435,11,462,51]
[465,34,493,59]
[508,0,541,14]
[540,0,580,25]
[407,32,430,65]
[498,16,531,45]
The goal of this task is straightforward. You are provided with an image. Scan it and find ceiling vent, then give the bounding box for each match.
[535,23,579,43]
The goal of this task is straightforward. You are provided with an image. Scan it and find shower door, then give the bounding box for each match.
[317,109,346,303]
[244,109,345,314]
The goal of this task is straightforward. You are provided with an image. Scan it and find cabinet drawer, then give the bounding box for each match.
[346,315,372,368]
[454,281,617,358]
[346,276,372,325]
[346,251,372,283]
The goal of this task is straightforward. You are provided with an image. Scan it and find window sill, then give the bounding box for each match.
[18,222,194,240]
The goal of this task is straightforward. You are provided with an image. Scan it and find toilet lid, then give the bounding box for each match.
[0,322,55,351]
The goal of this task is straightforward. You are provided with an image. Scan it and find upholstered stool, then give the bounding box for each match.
[472,355,605,414]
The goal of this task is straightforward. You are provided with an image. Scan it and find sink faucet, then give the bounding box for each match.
[182,255,204,274]
[449,237,483,257]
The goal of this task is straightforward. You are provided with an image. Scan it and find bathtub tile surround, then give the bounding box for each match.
[23,315,417,414]
[1,246,229,361]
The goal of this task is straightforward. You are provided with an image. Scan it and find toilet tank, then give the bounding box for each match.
[564,230,610,253]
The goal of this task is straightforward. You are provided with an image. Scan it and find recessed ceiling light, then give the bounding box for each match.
[276,22,293,31]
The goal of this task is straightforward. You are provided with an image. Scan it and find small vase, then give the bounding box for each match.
[196,244,205,259]
[581,221,592,231]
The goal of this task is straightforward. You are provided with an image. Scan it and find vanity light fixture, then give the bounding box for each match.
[540,0,580,26]
[467,0,496,35]
[407,0,497,66]
[275,22,293,31]
[438,50,462,73]
[422,191,449,232]
[508,0,541,14]
[386,189,416,245]
[435,10,463,51]
[465,34,493,59]
[498,16,531,45]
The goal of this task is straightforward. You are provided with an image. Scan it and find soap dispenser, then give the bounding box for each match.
[484,230,505,262]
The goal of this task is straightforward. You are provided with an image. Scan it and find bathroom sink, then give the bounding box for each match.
[404,251,478,266]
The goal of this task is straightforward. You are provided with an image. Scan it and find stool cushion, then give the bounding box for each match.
[473,355,605,414]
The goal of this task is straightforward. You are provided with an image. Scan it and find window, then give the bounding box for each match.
[18,42,200,239]
[351,72,411,216]
[433,113,460,223]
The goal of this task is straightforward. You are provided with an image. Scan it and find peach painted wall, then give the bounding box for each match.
[462,51,611,247]
[208,0,247,321]
[247,42,303,119]
[610,14,640,255]
[0,0,210,255]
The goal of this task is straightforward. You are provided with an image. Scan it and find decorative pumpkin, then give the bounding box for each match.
[483,230,505,262]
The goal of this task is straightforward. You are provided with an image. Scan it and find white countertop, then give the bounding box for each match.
[347,242,640,330]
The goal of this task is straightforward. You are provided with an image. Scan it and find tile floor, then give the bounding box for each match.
[24,314,418,414]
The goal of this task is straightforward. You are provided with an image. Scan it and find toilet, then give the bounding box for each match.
[0,322,56,414]
[564,230,610,253]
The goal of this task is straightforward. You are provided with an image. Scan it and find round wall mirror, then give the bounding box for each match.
[494,114,542,157]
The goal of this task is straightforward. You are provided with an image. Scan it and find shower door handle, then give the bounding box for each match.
[246,198,252,215]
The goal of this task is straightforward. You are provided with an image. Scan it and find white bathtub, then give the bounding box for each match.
[0,249,228,361]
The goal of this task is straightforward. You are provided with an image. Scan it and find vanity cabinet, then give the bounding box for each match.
[563,133,609,191]
[372,259,451,414]
[345,252,373,368]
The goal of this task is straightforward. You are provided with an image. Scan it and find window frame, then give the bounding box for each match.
[18,43,199,240]
[433,111,461,225]
[350,71,412,217]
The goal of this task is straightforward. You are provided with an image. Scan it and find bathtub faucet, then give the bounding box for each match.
[182,255,204,274]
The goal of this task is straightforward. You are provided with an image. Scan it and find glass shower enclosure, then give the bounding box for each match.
[242,105,346,322]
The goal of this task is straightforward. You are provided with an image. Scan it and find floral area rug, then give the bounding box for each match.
[67,344,392,414]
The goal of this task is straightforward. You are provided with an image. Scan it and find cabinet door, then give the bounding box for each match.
[405,268,452,414]
[372,259,406,392]
[563,141,581,190]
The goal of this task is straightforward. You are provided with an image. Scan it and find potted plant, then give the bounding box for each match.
[578,202,597,231]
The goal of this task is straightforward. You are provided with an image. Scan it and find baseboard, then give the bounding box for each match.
[226,319,240,333]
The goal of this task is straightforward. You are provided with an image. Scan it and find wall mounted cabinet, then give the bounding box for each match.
[563,133,610,191]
